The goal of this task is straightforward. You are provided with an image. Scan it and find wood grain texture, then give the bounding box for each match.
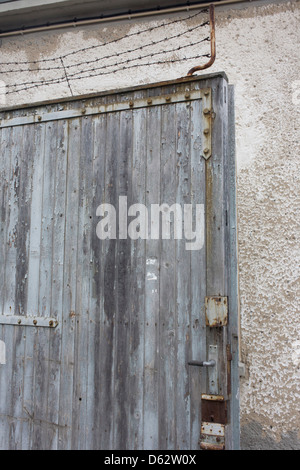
[0,75,239,450]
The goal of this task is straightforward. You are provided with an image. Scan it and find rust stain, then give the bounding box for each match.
[187,5,216,76]
[200,442,225,451]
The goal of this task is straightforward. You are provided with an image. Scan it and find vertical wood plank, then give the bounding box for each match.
[206,78,229,399]
[22,122,46,449]
[31,121,57,449]
[128,105,146,450]
[113,109,132,449]
[189,96,207,450]
[9,124,32,449]
[0,126,14,450]
[71,115,94,449]
[158,98,176,450]
[88,113,107,449]
[47,119,68,449]
[99,111,118,449]
[144,103,161,450]
[175,101,191,450]
[0,127,8,449]
[57,118,81,449]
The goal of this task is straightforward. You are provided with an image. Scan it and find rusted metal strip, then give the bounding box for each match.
[200,442,225,451]
[187,5,216,76]
[0,89,203,128]
[0,315,58,328]
[201,394,224,402]
[200,421,226,450]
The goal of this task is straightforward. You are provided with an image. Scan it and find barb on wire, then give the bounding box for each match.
[2,51,210,96]
[0,8,208,67]
[4,36,210,94]
[0,7,211,98]
[0,20,209,77]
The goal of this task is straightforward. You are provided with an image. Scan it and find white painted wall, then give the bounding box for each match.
[0,0,299,449]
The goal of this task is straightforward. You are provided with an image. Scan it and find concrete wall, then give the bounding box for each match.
[0,0,299,450]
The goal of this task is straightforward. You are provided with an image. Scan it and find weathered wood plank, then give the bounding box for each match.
[189,96,207,450]
[6,124,29,449]
[31,121,57,449]
[22,122,46,449]
[158,97,177,450]
[0,126,14,450]
[71,115,94,450]
[144,103,161,450]
[175,101,191,450]
[128,104,147,450]
[98,110,118,450]
[205,78,229,399]
[113,109,132,449]
[47,119,69,449]
[88,113,107,450]
[57,118,81,449]
[11,126,34,445]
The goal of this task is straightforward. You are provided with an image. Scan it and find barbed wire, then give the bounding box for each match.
[2,51,210,96]
[0,20,209,78]
[3,35,209,94]
[0,8,208,67]
[0,7,210,98]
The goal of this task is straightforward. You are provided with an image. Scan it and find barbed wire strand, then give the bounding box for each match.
[2,51,210,96]
[0,20,209,77]
[0,8,210,98]
[0,8,208,67]
[3,35,210,94]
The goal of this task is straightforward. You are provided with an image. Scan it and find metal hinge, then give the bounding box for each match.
[205,296,228,327]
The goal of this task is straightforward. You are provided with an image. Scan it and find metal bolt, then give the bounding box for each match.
[49,320,53,327]
[81,108,86,115]
[165,96,171,102]
[204,128,210,135]
[33,319,37,326]
[203,108,210,115]
[129,101,134,108]
[204,148,210,155]
[38,116,42,121]
[17,319,21,325]
[204,90,210,96]
[147,98,152,105]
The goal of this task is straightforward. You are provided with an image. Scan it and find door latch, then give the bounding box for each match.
[188,345,219,395]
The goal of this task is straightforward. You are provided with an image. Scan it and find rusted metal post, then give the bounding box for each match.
[187,4,216,76]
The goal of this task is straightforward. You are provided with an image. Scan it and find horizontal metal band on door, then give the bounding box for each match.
[0,315,58,328]
[0,88,209,128]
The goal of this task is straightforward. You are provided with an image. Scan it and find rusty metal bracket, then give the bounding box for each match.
[202,88,212,160]
[201,394,228,425]
[200,421,225,450]
[0,315,58,328]
[187,4,216,76]
[205,296,228,327]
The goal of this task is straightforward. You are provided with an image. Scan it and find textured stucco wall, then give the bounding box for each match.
[0,0,299,450]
